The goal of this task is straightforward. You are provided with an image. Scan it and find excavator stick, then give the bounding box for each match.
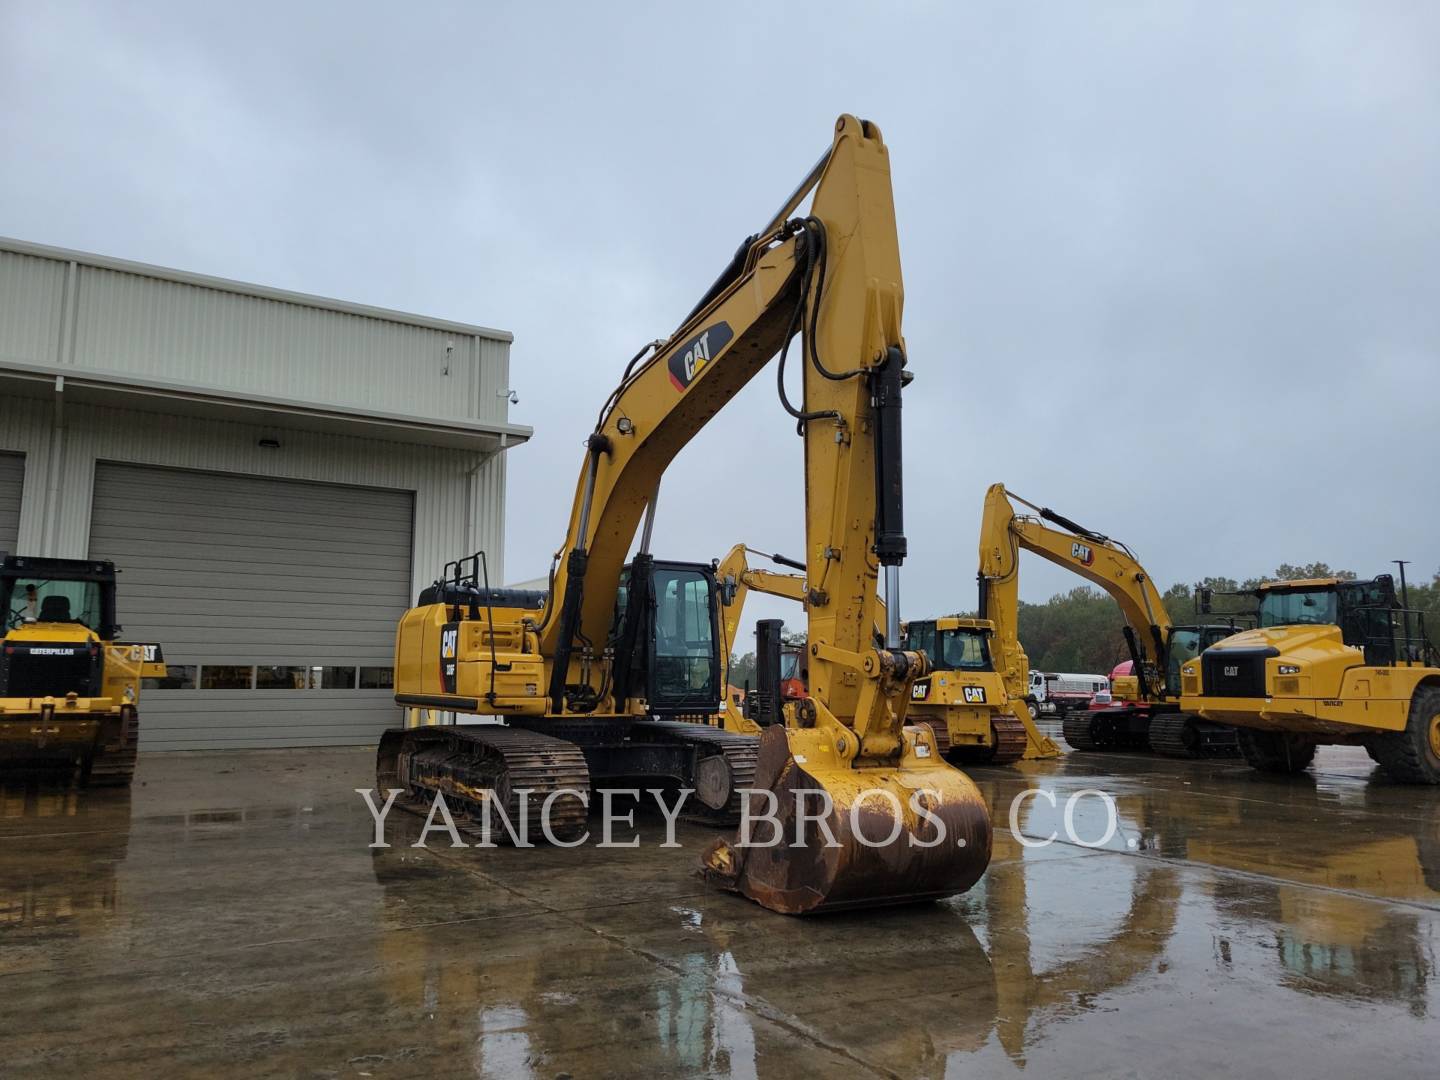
[700,726,992,914]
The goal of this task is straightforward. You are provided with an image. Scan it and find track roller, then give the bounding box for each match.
[377,726,591,843]
[1062,711,1101,752]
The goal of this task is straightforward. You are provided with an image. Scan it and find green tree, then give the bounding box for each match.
[727,652,756,689]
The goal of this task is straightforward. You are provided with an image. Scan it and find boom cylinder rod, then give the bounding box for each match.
[639,482,660,555]
[885,565,902,648]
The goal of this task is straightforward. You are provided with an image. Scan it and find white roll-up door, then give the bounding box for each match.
[0,453,22,557]
[88,463,414,750]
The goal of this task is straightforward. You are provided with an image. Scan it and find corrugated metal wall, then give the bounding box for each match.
[0,453,23,556]
[72,267,494,421]
[0,250,67,363]
[0,240,512,427]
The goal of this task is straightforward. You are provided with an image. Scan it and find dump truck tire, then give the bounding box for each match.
[1368,685,1440,785]
[1236,728,1316,774]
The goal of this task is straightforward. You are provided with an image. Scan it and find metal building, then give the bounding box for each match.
[0,236,529,750]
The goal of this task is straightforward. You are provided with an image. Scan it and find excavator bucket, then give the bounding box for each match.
[700,725,992,914]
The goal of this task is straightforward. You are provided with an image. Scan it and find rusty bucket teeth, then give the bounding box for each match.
[700,726,992,915]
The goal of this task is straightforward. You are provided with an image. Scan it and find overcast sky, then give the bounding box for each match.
[3,1,1437,638]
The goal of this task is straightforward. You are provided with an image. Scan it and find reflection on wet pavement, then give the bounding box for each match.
[0,740,1434,1077]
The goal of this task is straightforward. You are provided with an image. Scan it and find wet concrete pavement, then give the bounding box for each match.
[1,734,1436,1078]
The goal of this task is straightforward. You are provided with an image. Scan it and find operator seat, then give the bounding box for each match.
[39,596,72,622]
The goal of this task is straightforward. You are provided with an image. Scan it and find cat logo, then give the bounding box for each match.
[440,624,460,693]
[1224,665,1239,677]
[911,681,930,701]
[142,645,160,663]
[962,685,986,704]
[1071,542,1094,567]
[667,321,735,392]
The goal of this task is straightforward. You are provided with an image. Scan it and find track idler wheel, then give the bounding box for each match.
[699,725,992,915]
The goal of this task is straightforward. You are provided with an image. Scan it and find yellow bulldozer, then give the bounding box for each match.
[1181,573,1440,782]
[903,615,1060,763]
[1,555,164,786]
[375,115,992,915]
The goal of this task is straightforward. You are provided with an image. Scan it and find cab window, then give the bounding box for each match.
[651,568,717,704]
[938,629,989,671]
[1258,589,1338,628]
[5,578,103,632]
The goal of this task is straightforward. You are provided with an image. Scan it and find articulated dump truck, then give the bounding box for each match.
[1,555,164,786]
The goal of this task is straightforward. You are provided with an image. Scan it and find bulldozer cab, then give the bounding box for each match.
[905,617,995,673]
[611,559,724,716]
[2,557,117,639]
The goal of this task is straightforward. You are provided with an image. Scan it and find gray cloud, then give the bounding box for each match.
[4,0,1437,638]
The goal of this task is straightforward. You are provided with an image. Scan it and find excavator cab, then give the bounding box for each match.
[611,560,724,716]
[1163,625,1242,698]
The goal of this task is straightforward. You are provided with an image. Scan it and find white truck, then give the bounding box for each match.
[1026,670,1110,718]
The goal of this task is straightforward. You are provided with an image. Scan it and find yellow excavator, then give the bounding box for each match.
[1181,573,1440,782]
[713,544,810,734]
[1,555,164,786]
[715,544,1057,762]
[377,115,992,915]
[978,483,1241,758]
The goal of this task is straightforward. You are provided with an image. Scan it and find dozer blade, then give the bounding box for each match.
[700,726,992,915]
[1019,713,1063,760]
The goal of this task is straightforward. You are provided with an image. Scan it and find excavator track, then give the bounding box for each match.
[1147,713,1198,758]
[1061,711,1101,752]
[987,715,1028,764]
[86,711,139,787]
[630,721,759,826]
[377,726,591,844]
[1148,713,1241,760]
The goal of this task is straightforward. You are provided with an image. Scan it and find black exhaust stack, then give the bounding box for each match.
[746,619,786,727]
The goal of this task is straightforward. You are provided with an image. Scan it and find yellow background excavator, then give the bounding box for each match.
[714,544,810,735]
[978,483,1241,758]
[378,115,992,914]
